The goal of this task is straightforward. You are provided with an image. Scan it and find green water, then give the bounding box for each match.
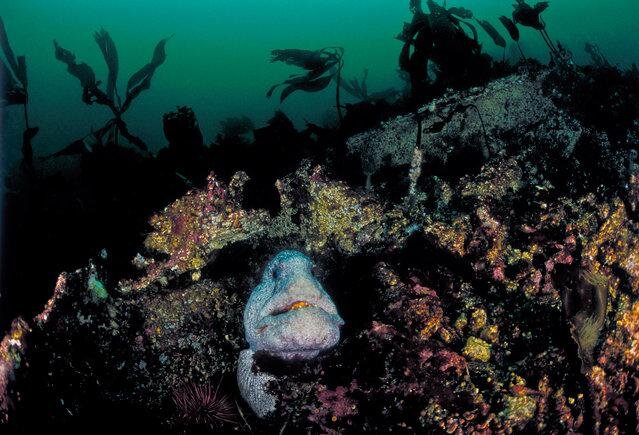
[1,0,638,165]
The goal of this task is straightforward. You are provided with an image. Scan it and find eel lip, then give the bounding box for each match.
[270,300,313,316]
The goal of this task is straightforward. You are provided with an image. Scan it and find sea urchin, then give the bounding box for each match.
[172,379,235,427]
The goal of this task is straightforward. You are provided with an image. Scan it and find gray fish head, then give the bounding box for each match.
[243,250,344,360]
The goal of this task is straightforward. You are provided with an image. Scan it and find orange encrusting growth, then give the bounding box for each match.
[289,301,312,311]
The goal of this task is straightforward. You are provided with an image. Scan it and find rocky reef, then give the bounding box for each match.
[2,66,639,434]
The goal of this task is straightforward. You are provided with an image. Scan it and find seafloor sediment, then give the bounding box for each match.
[2,68,639,433]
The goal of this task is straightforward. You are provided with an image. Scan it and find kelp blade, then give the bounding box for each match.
[476,19,507,48]
[1,57,26,106]
[53,40,96,88]
[0,17,19,81]
[499,16,520,41]
[270,48,326,71]
[126,37,169,96]
[448,7,473,19]
[94,28,119,101]
[534,1,550,13]
[280,74,333,103]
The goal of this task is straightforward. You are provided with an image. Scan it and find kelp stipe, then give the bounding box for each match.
[52,29,170,154]
[396,2,430,101]
[267,47,345,123]
[0,16,37,174]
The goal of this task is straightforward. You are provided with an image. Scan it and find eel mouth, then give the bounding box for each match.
[270,300,314,316]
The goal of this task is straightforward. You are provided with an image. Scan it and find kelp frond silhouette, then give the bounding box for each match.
[340,68,398,102]
[398,0,491,100]
[584,42,611,68]
[475,19,506,49]
[53,28,170,152]
[267,47,345,122]
[0,16,37,172]
[498,16,526,61]
[512,0,557,56]
[94,28,119,102]
[512,0,549,30]
[474,18,507,61]
[0,17,26,106]
[341,68,370,101]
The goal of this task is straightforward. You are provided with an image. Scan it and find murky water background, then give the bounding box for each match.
[1,0,638,166]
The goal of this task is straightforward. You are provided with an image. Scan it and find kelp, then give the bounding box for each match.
[1,60,24,105]
[498,16,526,61]
[341,69,369,101]
[340,69,398,103]
[447,7,473,20]
[584,42,610,68]
[427,1,488,85]
[398,0,496,99]
[427,0,460,37]
[512,0,548,31]
[280,74,333,102]
[270,49,327,71]
[512,0,557,55]
[1,17,27,106]
[409,0,423,14]
[1,16,36,172]
[53,29,170,152]
[268,47,344,122]
[498,16,520,42]
[0,17,19,78]
[475,19,506,48]
[53,41,97,90]
[397,4,431,99]
[424,0,478,44]
[93,28,119,102]
[122,37,169,112]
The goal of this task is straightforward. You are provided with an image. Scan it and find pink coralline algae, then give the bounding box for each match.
[122,172,269,291]
[307,382,359,433]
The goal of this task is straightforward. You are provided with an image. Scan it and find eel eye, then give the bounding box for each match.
[272,264,282,280]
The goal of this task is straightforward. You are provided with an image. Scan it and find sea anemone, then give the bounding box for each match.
[172,379,236,427]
